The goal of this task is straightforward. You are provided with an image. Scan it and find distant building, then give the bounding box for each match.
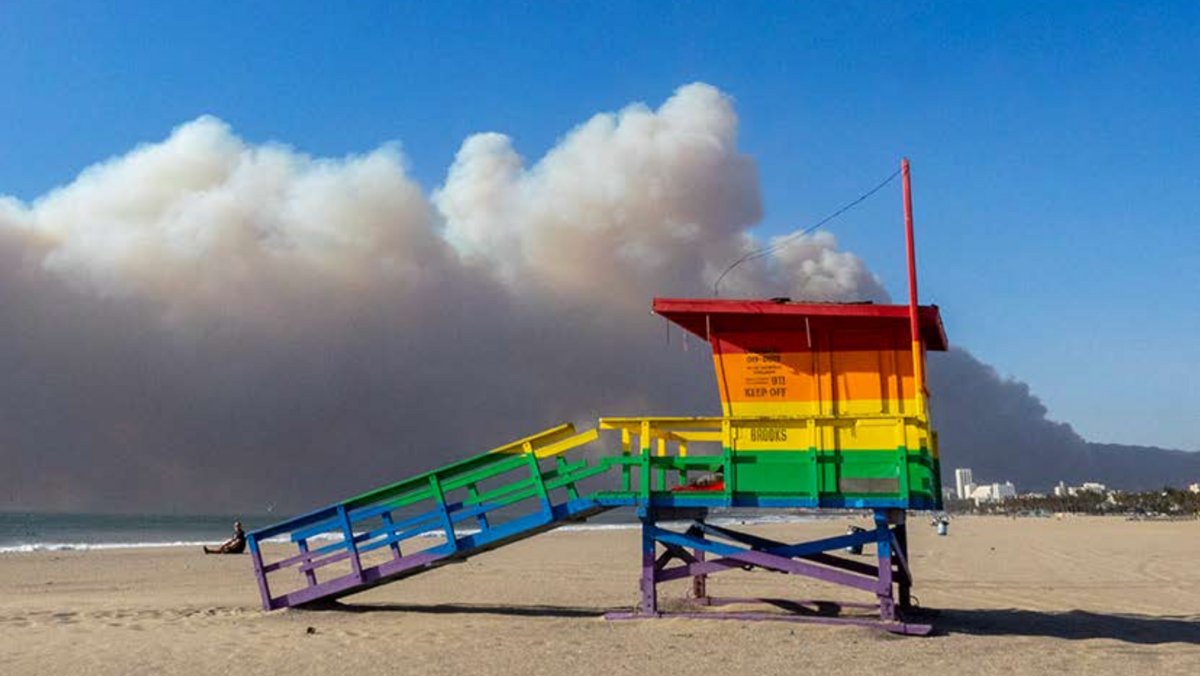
[955,468,974,500]
[1188,483,1200,495]
[969,482,1017,504]
[1053,481,1109,497]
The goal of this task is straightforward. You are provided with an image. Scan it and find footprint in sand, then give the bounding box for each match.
[2,615,32,628]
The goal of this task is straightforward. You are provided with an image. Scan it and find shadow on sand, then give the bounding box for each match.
[934,608,1200,644]
[305,601,1199,644]
[306,601,605,619]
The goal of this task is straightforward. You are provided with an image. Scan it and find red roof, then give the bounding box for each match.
[652,298,949,351]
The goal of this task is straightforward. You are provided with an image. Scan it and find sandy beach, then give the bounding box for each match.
[1,515,1197,675]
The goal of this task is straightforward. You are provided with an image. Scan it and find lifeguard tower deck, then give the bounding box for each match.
[246,160,946,634]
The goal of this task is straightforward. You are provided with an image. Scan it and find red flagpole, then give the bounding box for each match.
[902,158,926,403]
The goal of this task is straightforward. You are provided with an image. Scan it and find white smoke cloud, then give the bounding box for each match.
[437,84,773,305]
[1,83,1186,512]
[14,117,449,332]
[9,84,872,328]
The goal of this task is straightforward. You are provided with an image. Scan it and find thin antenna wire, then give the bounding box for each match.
[712,167,902,296]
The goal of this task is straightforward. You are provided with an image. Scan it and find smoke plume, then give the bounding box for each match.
[0,83,1191,512]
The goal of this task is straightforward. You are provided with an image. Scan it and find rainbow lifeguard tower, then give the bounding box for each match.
[247,160,946,634]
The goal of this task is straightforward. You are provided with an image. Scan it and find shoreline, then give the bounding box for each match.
[7,510,1196,555]
[0,511,862,554]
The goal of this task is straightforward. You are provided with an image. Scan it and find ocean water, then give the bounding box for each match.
[0,508,824,553]
[0,512,275,553]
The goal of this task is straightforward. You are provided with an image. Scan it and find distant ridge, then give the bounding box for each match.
[929,349,1200,493]
[1076,442,1200,491]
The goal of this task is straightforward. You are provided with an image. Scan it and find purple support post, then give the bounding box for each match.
[692,544,709,604]
[639,515,659,615]
[893,512,911,610]
[685,522,709,604]
[874,509,896,621]
[247,536,274,611]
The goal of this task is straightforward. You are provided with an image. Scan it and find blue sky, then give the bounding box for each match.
[2,0,1197,450]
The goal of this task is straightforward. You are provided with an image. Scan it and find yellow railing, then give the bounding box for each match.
[600,414,930,451]
[598,414,936,497]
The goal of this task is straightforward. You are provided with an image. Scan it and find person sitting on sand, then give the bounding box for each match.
[203,521,246,555]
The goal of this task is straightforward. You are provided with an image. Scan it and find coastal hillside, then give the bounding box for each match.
[930,349,1200,492]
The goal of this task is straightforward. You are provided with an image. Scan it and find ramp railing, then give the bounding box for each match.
[246,423,606,610]
[248,414,939,610]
